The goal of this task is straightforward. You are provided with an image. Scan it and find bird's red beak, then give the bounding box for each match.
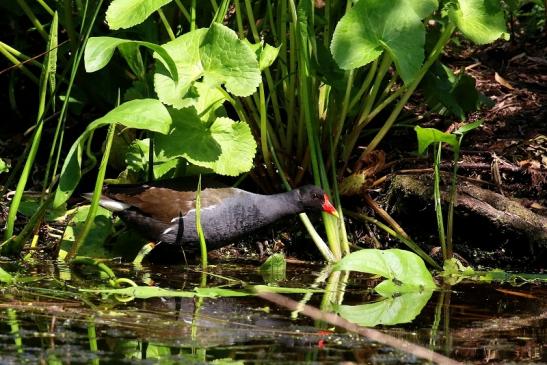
[322,194,339,218]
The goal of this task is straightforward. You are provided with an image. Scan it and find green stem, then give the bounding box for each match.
[0,41,42,67]
[190,0,196,31]
[362,23,456,159]
[3,13,57,240]
[342,54,391,166]
[268,133,334,262]
[174,0,191,23]
[63,0,78,53]
[332,69,354,151]
[0,42,39,83]
[49,0,105,187]
[158,8,176,41]
[446,138,462,259]
[259,82,271,168]
[66,122,116,261]
[36,0,54,15]
[344,210,441,269]
[196,175,208,269]
[434,142,447,257]
[233,0,245,38]
[16,0,48,40]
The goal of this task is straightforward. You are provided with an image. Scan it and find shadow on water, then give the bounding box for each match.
[0,261,545,364]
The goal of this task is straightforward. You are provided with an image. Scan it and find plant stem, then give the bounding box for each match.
[66,122,116,261]
[158,8,176,41]
[16,0,48,40]
[195,175,208,269]
[446,137,463,259]
[361,23,456,159]
[190,0,196,31]
[434,142,447,257]
[344,210,441,269]
[4,14,58,241]
[0,43,39,83]
[174,0,191,23]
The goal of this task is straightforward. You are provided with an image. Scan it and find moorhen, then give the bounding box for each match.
[93,178,338,251]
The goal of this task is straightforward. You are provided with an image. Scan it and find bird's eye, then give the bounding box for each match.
[312,193,320,199]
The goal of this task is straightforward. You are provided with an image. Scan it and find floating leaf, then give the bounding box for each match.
[331,0,437,84]
[106,0,172,30]
[334,249,436,295]
[414,126,458,155]
[337,291,433,326]
[449,0,509,44]
[260,253,287,283]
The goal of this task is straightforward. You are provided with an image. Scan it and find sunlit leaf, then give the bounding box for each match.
[53,99,171,208]
[106,0,172,30]
[85,37,178,82]
[414,126,458,155]
[334,249,436,295]
[331,0,437,84]
[0,266,14,284]
[454,120,483,135]
[337,291,433,326]
[449,0,509,44]
[155,109,256,176]
[245,40,280,70]
[154,23,261,108]
[0,158,10,174]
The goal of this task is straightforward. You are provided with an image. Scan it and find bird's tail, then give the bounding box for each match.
[82,193,131,212]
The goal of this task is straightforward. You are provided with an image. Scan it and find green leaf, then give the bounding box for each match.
[200,23,261,96]
[449,0,509,44]
[18,196,67,221]
[245,40,280,70]
[0,158,10,174]
[85,37,178,82]
[118,42,146,79]
[46,12,58,94]
[333,249,436,295]
[105,0,172,30]
[331,0,437,84]
[155,108,256,176]
[0,266,14,284]
[260,253,287,283]
[414,126,459,155]
[53,99,171,208]
[454,120,483,134]
[422,63,488,119]
[125,138,179,179]
[337,291,433,326]
[154,23,261,108]
[58,205,113,259]
[154,29,206,108]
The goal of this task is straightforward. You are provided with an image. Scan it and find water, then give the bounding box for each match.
[0,261,545,364]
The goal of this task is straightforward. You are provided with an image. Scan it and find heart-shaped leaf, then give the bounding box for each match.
[334,249,436,295]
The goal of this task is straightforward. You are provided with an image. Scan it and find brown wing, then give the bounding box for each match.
[105,186,240,224]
